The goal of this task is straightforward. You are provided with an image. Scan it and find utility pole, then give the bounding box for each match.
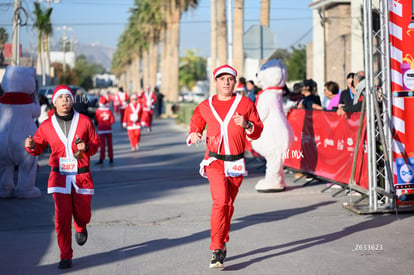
[319,8,328,84]
[227,0,233,65]
[12,0,21,66]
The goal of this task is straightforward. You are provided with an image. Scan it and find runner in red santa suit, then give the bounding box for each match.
[141,85,157,132]
[95,96,115,166]
[112,87,122,114]
[24,85,100,270]
[187,65,263,269]
[114,87,129,126]
[123,93,143,151]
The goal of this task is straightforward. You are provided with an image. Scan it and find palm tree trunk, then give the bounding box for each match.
[142,49,149,89]
[216,0,228,66]
[233,0,244,76]
[119,72,127,92]
[132,55,141,93]
[260,0,270,27]
[160,27,169,99]
[45,35,50,79]
[149,39,158,89]
[165,6,181,102]
[210,0,217,95]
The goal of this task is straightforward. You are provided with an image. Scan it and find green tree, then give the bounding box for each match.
[74,55,106,90]
[51,62,78,85]
[268,48,290,64]
[33,2,53,82]
[286,45,306,81]
[179,49,207,90]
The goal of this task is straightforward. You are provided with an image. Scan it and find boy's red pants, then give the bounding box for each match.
[53,191,92,260]
[205,160,243,250]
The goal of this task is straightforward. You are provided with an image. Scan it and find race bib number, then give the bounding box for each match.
[130,113,138,123]
[59,157,78,175]
[224,158,246,177]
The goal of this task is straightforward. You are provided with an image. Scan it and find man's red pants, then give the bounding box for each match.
[98,133,113,160]
[127,128,141,149]
[119,108,126,126]
[205,160,243,250]
[142,110,154,128]
[53,191,92,260]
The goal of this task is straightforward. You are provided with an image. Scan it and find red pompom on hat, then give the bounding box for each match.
[213,64,237,79]
[52,85,74,105]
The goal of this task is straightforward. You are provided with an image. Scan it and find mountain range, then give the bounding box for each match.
[75,42,115,71]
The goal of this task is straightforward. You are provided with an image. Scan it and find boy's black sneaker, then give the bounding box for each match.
[209,249,224,269]
[58,259,72,269]
[95,160,103,165]
[109,158,113,166]
[75,229,88,246]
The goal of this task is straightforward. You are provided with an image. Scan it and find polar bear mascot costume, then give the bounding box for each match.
[251,59,294,192]
[0,66,41,198]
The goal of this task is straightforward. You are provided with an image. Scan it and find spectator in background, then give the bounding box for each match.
[337,71,364,116]
[72,89,88,116]
[313,81,340,111]
[37,94,51,125]
[245,80,257,103]
[154,87,165,118]
[298,79,321,110]
[234,77,246,95]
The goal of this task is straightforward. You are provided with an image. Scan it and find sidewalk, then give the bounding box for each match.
[1,117,413,275]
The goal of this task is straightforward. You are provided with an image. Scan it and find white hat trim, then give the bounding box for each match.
[214,67,236,78]
[53,89,74,104]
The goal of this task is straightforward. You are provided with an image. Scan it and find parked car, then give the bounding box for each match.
[178,91,208,103]
[37,85,56,103]
[37,85,90,105]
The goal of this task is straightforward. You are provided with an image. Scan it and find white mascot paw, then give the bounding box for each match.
[255,179,286,193]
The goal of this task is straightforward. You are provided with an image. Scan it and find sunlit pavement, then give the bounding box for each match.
[1,117,414,275]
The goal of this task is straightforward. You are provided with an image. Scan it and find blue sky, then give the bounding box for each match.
[0,0,313,57]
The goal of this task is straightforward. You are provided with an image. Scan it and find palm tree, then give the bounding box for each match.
[112,0,198,102]
[161,0,198,102]
[0,27,8,65]
[134,0,164,89]
[233,0,244,76]
[260,0,270,27]
[33,2,53,85]
[216,0,227,66]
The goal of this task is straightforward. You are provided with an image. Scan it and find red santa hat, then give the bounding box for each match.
[99,95,108,105]
[52,85,74,105]
[235,82,245,92]
[213,64,237,79]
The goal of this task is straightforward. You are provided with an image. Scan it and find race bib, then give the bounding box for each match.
[224,158,246,177]
[59,157,78,175]
[130,113,138,123]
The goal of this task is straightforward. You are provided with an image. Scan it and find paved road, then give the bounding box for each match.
[1,117,414,275]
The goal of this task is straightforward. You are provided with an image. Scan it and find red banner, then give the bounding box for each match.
[389,0,414,205]
[284,109,368,189]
